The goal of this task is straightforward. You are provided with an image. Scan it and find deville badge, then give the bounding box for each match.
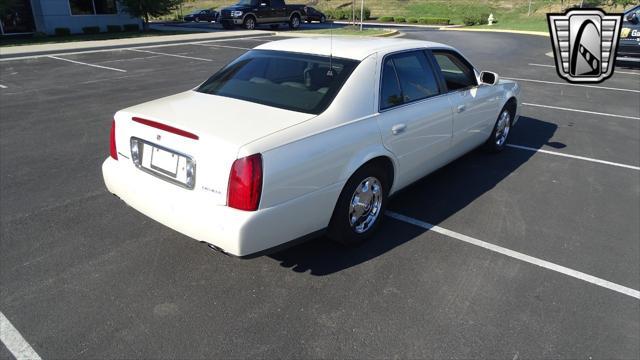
[547,8,623,83]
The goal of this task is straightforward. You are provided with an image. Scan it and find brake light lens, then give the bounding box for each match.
[227,154,263,211]
[110,120,118,160]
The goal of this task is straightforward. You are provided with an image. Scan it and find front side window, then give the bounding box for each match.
[380,50,441,110]
[69,0,116,15]
[197,50,359,114]
[433,51,477,92]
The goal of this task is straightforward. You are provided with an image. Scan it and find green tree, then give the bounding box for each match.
[120,0,183,30]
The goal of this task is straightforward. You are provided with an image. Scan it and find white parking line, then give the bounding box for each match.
[0,36,276,62]
[507,144,640,171]
[197,44,252,50]
[385,211,640,300]
[48,55,127,72]
[523,102,640,120]
[0,312,42,360]
[127,49,213,62]
[528,63,640,76]
[503,77,640,93]
[0,84,7,89]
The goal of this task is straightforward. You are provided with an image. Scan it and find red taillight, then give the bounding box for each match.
[110,120,118,160]
[227,154,263,211]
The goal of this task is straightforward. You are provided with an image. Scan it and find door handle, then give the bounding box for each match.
[457,105,466,113]
[391,124,406,135]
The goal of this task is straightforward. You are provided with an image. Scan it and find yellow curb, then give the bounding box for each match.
[440,27,549,37]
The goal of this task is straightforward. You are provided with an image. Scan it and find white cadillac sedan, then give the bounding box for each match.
[102,37,520,257]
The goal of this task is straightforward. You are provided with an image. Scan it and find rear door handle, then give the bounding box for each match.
[391,124,406,135]
[457,105,466,113]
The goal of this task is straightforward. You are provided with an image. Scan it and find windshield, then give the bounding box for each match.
[236,0,255,5]
[197,50,359,114]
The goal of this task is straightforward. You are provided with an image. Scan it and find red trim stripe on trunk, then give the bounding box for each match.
[132,117,199,140]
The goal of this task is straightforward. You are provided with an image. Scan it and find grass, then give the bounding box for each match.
[297,26,393,36]
[0,30,205,47]
[159,0,634,32]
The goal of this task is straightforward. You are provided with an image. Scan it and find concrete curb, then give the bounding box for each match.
[439,27,549,37]
[274,29,399,38]
[0,30,275,59]
[333,21,459,29]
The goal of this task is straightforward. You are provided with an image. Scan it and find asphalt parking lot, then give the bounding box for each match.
[1,28,639,358]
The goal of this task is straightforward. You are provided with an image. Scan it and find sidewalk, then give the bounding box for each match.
[0,29,274,58]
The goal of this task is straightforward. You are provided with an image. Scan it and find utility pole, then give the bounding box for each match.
[360,0,364,31]
[528,0,532,16]
[352,0,355,26]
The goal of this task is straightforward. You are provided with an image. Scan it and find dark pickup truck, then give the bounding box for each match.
[219,0,306,30]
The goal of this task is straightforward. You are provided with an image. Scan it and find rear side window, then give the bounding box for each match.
[433,51,478,91]
[380,59,403,110]
[197,50,359,114]
[380,50,441,110]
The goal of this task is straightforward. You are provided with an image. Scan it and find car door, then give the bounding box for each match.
[375,50,453,188]
[270,0,287,22]
[620,6,640,56]
[255,0,273,23]
[431,50,499,156]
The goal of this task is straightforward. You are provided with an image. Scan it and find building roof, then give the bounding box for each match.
[254,37,453,60]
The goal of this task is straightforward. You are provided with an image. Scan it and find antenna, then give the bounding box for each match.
[327,20,334,77]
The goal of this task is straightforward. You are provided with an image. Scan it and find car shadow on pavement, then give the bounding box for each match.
[268,116,559,275]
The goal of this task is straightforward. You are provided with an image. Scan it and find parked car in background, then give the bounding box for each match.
[102,38,520,257]
[219,0,306,30]
[620,5,640,59]
[304,6,326,23]
[184,9,218,22]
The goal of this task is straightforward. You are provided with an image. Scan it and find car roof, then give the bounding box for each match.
[254,37,454,61]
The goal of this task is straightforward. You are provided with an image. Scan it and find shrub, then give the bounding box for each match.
[478,13,490,25]
[123,23,140,32]
[394,16,406,23]
[354,7,371,21]
[463,16,476,26]
[378,16,394,22]
[106,25,122,33]
[82,26,100,34]
[54,27,71,36]
[418,17,450,25]
[407,17,418,24]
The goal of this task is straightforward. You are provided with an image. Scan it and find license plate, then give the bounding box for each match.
[150,147,179,177]
[131,138,195,189]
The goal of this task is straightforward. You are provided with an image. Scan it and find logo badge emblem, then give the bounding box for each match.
[157,134,161,141]
[547,9,622,83]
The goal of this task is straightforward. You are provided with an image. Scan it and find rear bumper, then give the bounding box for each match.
[102,157,338,257]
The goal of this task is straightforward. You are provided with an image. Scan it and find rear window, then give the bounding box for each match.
[197,50,360,114]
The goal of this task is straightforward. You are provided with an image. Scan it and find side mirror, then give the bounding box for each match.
[627,13,639,24]
[480,71,499,86]
[260,2,268,6]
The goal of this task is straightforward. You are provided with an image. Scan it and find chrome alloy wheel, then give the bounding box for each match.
[245,18,256,30]
[291,16,300,28]
[348,177,383,234]
[495,110,511,147]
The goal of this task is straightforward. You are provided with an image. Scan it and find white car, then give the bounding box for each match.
[102,37,520,257]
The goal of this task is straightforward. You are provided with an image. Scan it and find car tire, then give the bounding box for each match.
[195,17,200,22]
[485,106,513,152]
[289,14,301,30]
[244,16,256,30]
[320,16,326,23]
[327,163,389,246]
